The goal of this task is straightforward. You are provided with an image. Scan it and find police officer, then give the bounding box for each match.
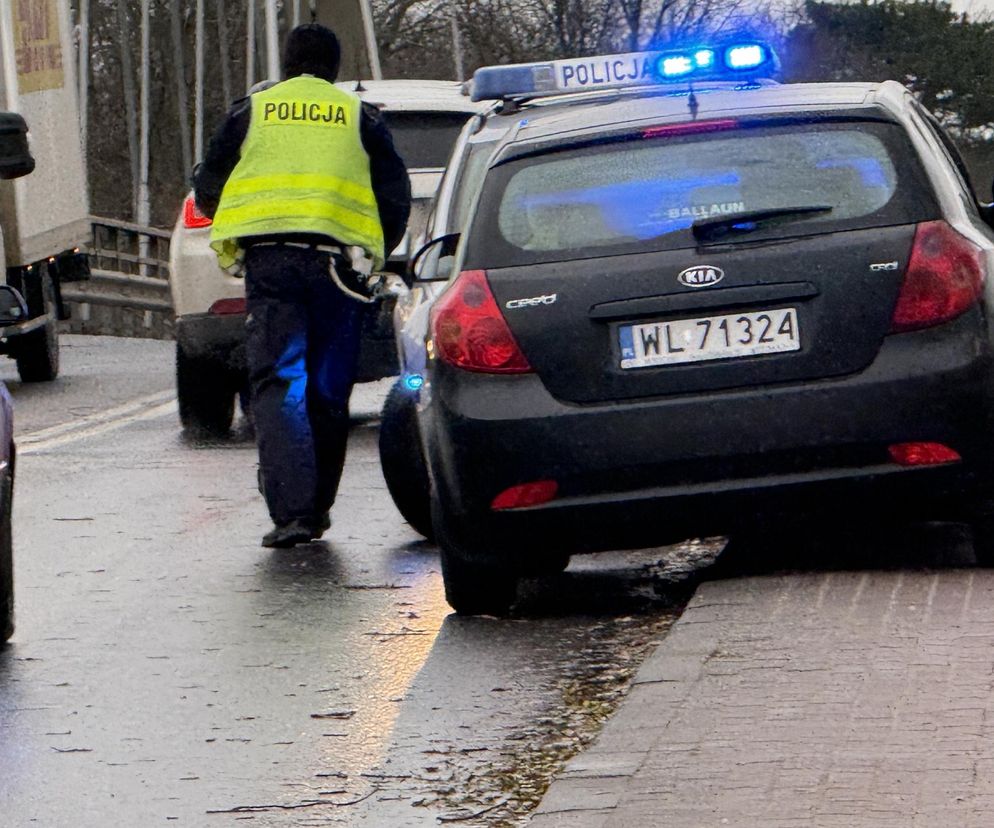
[194,23,410,547]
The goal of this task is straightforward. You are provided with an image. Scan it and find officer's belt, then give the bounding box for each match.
[248,240,343,255]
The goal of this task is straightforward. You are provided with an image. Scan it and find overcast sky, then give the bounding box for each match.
[950,0,994,16]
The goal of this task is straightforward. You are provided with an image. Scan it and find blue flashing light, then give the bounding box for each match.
[694,49,715,68]
[404,373,425,392]
[651,41,775,84]
[660,55,694,78]
[725,44,766,71]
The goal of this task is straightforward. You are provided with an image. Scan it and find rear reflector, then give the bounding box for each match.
[641,119,738,139]
[209,297,246,315]
[491,480,559,511]
[431,270,532,373]
[890,221,984,332]
[183,195,212,229]
[888,442,961,466]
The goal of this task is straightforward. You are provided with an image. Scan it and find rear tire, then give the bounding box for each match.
[176,343,236,438]
[519,552,571,577]
[379,381,433,539]
[433,498,519,616]
[1,461,14,644]
[15,269,59,383]
[440,548,519,616]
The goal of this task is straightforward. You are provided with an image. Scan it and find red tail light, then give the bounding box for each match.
[888,442,961,466]
[430,270,532,373]
[491,480,558,510]
[183,195,212,229]
[209,298,246,315]
[890,221,984,332]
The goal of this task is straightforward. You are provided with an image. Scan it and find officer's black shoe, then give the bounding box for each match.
[262,519,317,549]
[311,512,331,539]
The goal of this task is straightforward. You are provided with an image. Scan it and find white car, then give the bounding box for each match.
[169,80,488,437]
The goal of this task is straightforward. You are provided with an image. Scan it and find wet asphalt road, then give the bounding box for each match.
[0,336,712,827]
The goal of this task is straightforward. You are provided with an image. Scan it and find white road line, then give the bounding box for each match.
[19,392,178,455]
[19,390,175,443]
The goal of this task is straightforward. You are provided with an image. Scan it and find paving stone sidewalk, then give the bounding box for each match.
[530,569,994,827]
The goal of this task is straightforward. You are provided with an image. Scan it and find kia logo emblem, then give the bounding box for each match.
[678,265,724,288]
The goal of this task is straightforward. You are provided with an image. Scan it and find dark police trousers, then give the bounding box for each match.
[243,243,365,527]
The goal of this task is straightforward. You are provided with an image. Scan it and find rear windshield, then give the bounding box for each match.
[469,120,939,266]
[382,111,473,169]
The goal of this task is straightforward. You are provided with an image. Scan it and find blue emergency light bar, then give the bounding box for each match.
[471,42,779,102]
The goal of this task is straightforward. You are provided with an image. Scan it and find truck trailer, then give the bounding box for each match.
[0,0,90,382]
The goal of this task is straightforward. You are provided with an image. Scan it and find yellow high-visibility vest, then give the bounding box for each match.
[210,76,385,269]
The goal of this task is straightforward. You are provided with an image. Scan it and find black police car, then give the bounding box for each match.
[401,43,994,615]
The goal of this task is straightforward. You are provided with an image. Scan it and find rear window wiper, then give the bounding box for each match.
[691,205,834,242]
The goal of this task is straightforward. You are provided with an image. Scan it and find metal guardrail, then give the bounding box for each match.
[87,217,172,279]
[60,269,172,313]
[59,217,175,337]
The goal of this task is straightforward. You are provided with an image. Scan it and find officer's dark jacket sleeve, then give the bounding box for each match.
[193,97,251,219]
[360,102,411,256]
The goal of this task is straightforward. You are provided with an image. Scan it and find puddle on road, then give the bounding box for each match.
[426,612,680,826]
[351,539,723,827]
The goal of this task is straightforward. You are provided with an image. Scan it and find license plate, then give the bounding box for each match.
[619,307,800,369]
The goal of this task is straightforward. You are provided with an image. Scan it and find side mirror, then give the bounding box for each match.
[0,113,34,180]
[409,233,461,284]
[0,285,28,325]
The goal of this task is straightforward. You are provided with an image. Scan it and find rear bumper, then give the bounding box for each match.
[424,313,994,554]
[442,461,970,557]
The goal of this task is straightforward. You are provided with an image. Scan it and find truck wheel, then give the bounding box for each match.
[15,270,59,382]
[176,343,236,438]
[378,380,433,539]
[433,498,518,616]
[1,462,14,644]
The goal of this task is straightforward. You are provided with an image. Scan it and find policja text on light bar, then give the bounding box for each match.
[559,53,658,89]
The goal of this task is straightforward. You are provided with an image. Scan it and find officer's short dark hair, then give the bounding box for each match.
[283,23,341,83]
